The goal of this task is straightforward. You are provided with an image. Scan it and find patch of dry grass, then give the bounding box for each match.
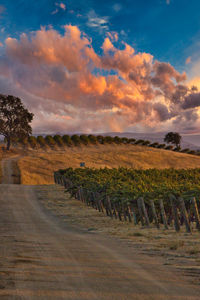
[18,144,200,185]
[35,184,200,269]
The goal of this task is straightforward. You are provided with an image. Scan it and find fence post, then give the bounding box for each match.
[137,198,144,226]
[159,199,168,229]
[107,196,113,218]
[140,197,150,227]
[179,197,191,233]
[169,194,180,232]
[191,197,200,230]
[130,205,137,225]
[150,200,159,228]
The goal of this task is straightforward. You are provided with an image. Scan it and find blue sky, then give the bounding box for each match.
[0,0,200,70]
[0,0,200,134]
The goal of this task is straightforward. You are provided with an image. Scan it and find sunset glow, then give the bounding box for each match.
[0,0,200,134]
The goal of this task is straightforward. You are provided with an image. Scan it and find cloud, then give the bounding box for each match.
[113,4,122,12]
[185,56,191,64]
[52,2,66,14]
[181,92,200,109]
[87,10,109,32]
[58,3,66,11]
[0,25,199,134]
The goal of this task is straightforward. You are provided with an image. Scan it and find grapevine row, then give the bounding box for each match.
[54,168,200,233]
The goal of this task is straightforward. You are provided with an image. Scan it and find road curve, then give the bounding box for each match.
[0,161,200,299]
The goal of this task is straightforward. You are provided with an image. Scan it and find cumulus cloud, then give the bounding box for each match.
[0,25,199,133]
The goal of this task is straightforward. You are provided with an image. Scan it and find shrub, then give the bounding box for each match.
[53,135,64,147]
[188,150,196,155]
[121,137,129,144]
[96,135,104,144]
[128,138,136,144]
[28,136,37,148]
[149,142,159,148]
[180,148,190,153]
[157,143,166,149]
[114,136,121,144]
[88,134,97,144]
[165,145,173,150]
[45,135,56,147]
[71,135,81,146]
[134,139,145,145]
[62,135,73,147]
[19,137,28,148]
[104,136,114,144]
[142,140,151,146]
[173,146,181,152]
[37,136,46,147]
[80,135,89,145]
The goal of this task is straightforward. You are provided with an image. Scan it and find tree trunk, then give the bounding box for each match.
[6,136,11,150]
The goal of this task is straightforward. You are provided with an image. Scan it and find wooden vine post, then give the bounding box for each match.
[169,194,180,232]
[130,205,137,225]
[137,198,144,226]
[191,197,200,230]
[150,200,159,228]
[107,196,113,218]
[140,197,150,227]
[159,199,168,229]
[179,197,191,233]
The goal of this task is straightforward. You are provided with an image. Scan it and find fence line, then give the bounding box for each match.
[54,172,200,233]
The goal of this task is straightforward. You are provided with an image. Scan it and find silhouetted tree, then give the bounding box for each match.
[164,132,182,148]
[0,94,33,150]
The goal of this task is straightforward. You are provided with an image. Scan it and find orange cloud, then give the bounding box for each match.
[0,25,199,133]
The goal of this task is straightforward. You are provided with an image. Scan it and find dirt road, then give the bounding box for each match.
[0,159,200,299]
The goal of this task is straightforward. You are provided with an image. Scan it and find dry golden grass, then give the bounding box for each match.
[17,144,200,185]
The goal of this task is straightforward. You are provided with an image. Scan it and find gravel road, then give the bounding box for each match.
[0,158,200,299]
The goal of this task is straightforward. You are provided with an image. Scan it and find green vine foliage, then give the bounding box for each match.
[57,167,200,206]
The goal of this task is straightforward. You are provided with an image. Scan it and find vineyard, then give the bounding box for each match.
[54,167,200,233]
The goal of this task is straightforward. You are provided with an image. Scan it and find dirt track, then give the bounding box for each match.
[0,159,200,299]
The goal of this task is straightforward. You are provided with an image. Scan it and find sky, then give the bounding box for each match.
[0,0,200,134]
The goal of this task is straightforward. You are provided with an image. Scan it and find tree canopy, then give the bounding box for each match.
[0,94,34,150]
[164,132,182,148]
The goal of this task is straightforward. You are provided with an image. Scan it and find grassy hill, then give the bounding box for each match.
[17,144,200,185]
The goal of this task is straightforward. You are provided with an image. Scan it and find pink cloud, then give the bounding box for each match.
[0,25,199,133]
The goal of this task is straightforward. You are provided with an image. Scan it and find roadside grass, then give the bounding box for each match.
[17,144,200,185]
[35,184,200,266]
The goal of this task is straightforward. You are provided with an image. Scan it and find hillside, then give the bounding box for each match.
[17,144,200,185]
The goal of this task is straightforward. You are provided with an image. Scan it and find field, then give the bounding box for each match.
[17,144,200,185]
